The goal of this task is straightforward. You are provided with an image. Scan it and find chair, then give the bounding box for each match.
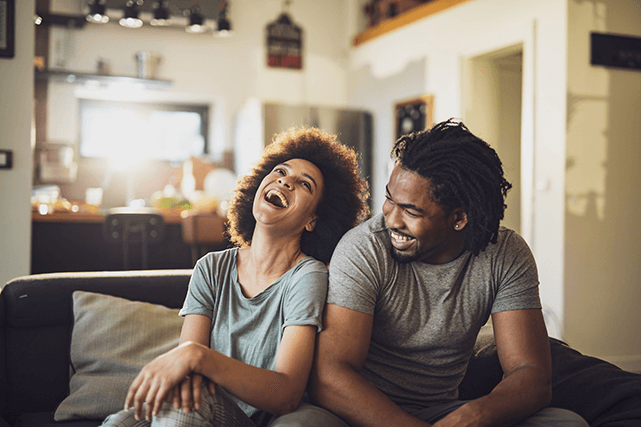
[103,209,165,270]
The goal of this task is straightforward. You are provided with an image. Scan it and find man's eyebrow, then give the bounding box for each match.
[385,185,424,213]
[280,162,318,188]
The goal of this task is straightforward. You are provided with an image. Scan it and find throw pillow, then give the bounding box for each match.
[54,291,184,421]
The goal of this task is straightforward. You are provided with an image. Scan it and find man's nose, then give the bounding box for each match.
[384,203,403,229]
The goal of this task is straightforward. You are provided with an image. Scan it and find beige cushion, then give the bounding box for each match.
[54,291,183,421]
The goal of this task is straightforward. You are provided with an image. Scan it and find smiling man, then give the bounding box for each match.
[307,119,588,427]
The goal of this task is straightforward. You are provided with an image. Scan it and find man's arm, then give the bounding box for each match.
[435,308,552,427]
[310,303,431,427]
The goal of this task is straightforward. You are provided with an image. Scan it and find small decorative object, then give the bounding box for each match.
[0,0,15,58]
[394,94,433,140]
[266,1,303,70]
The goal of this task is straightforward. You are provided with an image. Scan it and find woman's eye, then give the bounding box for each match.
[274,168,285,175]
[302,182,311,190]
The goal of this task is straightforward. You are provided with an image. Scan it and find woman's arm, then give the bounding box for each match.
[196,323,317,414]
[125,322,317,420]
[173,314,214,414]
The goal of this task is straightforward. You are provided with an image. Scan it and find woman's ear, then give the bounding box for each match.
[305,217,317,232]
[452,209,468,231]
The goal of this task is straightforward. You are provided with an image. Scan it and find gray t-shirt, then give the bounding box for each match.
[327,214,541,410]
[180,247,328,416]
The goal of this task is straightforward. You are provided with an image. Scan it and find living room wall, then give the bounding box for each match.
[0,0,35,289]
[565,0,641,372]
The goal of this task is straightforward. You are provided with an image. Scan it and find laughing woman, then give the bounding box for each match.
[100,127,369,427]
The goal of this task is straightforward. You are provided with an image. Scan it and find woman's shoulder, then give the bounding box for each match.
[194,247,239,274]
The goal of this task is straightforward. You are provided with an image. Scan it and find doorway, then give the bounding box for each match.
[463,45,523,234]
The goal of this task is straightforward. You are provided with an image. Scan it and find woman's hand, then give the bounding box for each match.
[124,341,209,421]
[170,374,218,413]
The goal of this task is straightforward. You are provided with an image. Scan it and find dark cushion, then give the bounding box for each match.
[459,330,641,427]
[549,338,641,427]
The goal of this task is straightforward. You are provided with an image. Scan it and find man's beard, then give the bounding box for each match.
[389,240,423,263]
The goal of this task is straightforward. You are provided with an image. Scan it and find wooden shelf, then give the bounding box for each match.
[35,69,172,90]
[353,0,473,46]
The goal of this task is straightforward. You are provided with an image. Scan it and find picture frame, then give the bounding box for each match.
[394,94,433,140]
[0,0,15,58]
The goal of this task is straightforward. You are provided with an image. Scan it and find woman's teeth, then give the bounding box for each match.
[265,189,288,208]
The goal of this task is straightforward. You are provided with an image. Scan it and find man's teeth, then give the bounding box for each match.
[266,189,288,208]
[391,231,412,241]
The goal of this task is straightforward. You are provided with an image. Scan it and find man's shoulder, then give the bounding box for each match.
[331,214,391,266]
[344,213,388,239]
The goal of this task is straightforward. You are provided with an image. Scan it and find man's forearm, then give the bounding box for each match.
[311,364,430,427]
[436,366,552,427]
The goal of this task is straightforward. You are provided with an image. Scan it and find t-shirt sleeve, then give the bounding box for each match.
[327,226,388,316]
[282,261,328,333]
[490,231,542,314]
[179,255,217,318]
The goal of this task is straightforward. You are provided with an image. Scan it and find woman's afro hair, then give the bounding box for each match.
[227,127,370,264]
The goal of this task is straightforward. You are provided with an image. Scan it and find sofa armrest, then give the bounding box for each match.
[2,270,192,425]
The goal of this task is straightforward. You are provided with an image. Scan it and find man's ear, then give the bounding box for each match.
[452,209,468,231]
[305,217,317,232]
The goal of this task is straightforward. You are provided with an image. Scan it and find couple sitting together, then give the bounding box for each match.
[100,120,589,427]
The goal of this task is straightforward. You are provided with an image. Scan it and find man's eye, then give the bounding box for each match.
[405,209,418,218]
[302,182,311,190]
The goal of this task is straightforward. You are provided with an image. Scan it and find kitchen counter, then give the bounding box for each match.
[31,208,227,274]
[31,209,183,224]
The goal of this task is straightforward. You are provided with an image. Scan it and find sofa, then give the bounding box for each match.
[1,270,640,427]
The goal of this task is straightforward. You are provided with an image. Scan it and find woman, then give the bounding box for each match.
[101,127,369,427]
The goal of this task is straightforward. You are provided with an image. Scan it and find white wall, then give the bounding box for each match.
[47,0,352,161]
[0,0,35,288]
[565,0,641,371]
[346,0,568,338]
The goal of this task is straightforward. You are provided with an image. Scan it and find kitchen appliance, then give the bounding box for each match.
[234,99,373,207]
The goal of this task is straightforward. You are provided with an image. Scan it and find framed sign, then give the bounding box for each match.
[0,0,14,58]
[266,13,303,70]
[394,95,433,140]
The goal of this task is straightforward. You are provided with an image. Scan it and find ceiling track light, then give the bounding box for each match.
[150,1,172,26]
[214,1,232,38]
[86,0,109,24]
[120,0,143,29]
[185,5,206,34]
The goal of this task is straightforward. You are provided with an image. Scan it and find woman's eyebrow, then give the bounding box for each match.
[280,162,318,189]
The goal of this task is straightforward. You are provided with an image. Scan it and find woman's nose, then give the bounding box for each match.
[278,177,292,189]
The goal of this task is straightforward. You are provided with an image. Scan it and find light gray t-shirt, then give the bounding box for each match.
[327,214,541,410]
[180,247,328,416]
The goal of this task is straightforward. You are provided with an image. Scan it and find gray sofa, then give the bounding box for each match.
[1,270,640,427]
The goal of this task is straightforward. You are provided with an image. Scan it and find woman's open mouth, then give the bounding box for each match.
[265,189,288,208]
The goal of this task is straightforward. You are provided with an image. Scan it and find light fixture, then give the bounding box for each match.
[86,0,109,24]
[34,14,43,25]
[185,5,207,34]
[119,1,143,29]
[214,1,232,37]
[150,1,172,27]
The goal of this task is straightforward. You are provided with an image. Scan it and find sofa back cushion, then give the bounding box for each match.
[1,270,191,424]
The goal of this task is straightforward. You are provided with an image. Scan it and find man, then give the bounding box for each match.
[308,119,588,426]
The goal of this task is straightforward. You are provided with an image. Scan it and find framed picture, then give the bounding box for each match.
[394,94,433,140]
[0,0,15,58]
